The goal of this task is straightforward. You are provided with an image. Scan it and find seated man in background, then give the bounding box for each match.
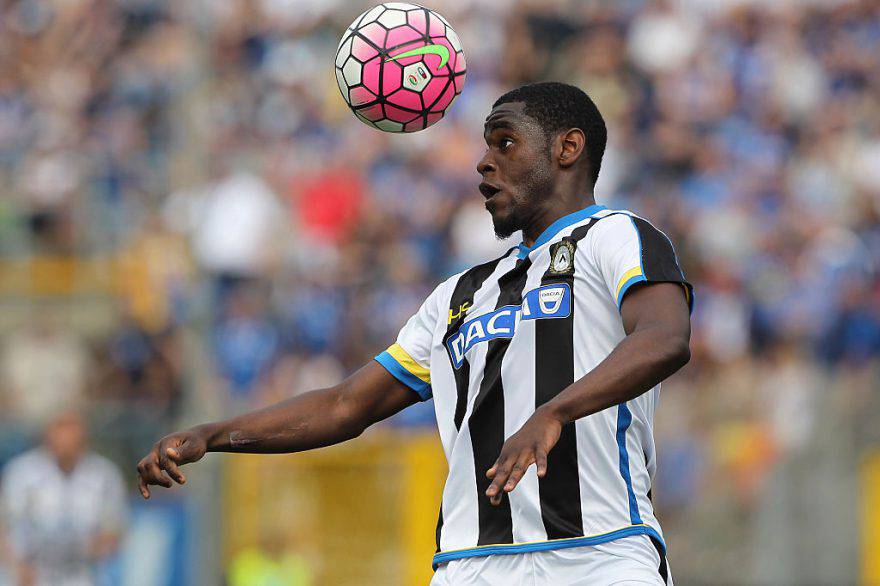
[0,411,127,586]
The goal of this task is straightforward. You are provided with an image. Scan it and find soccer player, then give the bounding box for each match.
[137,82,692,585]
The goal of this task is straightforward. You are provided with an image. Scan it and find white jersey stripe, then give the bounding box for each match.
[503,249,548,544]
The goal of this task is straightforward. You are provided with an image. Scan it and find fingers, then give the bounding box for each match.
[485,454,509,505]
[503,454,531,493]
[535,449,548,478]
[486,452,533,506]
[138,458,172,488]
[159,446,187,485]
[138,475,150,499]
[136,450,174,495]
[485,444,550,505]
[161,450,187,485]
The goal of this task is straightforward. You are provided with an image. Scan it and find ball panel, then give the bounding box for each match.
[430,80,456,113]
[358,22,388,47]
[348,86,376,107]
[406,9,427,35]
[357,103,384,121]
[385,26,422,51]
[335,37,353,68]
[355,111,378,128]
[337,29,354,51]
[445,27,463,53]
[454,51,466,74]
[377,8,407,29]
[403,118,425,132]
[358,5,385,26]
[384,104,420,124]
[361,56,382,94]
[428,12,445,36]
[342,57,362,86]
[383,2,421,10]
[386,87,424,111]
[453,71,466,93]
[351,36,379,62]
[382,60,404,95]
[335,68,347,97]
[419,76,446,108]
[426,112,444,126]
[375,118,404,132]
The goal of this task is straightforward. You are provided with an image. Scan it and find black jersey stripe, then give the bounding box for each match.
[443,250,512,431]
[437,250,511,552]
[534,222,595,539]
[468,257,531,546]
[629,216,693,308]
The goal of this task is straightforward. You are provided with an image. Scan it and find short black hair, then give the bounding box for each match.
[493,82,607,187]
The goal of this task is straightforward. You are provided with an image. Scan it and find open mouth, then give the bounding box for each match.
[479,182,500,199]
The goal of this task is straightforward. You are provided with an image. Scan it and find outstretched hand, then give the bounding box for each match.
[485,408,563,505]
[137,429,208,499]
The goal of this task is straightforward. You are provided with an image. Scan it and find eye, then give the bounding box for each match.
[499,138,514,151]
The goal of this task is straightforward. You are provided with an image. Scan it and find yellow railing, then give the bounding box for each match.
[863,451,880,585]
[222,430,446,585]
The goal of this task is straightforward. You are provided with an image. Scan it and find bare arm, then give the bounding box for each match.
[485,282,691,504]
[137,361,419,498]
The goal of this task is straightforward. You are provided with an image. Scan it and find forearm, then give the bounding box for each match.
[197,386,365,454]
[543,324,689,425]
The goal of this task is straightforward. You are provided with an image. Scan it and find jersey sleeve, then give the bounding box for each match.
[374,283,444,401]
[592,214,693,312]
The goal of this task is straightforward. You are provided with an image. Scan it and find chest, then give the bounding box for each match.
[17,470,106,531]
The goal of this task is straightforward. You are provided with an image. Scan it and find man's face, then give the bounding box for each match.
[45,413,86,471]
[477,102,555,239]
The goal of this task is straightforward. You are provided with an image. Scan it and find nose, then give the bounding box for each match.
[477,150,496,176]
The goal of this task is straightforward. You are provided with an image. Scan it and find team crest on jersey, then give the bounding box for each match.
[446,283,571,368]
[548,240,575,276]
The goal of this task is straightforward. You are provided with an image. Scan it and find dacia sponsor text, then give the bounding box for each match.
[446,283,570,368]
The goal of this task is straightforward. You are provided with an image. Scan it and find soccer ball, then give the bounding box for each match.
[335,3,466,133]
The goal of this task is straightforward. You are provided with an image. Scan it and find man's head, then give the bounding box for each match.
[44,410,87,473]
[477,82,607,239]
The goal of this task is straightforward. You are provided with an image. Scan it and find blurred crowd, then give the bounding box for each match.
[1,0,879,583]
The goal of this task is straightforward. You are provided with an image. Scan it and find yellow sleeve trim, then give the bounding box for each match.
[615,266,644,298]
[387,343,431,384]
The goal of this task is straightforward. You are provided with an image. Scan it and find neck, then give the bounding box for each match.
[521,190,596,247]
[54,454,81,474]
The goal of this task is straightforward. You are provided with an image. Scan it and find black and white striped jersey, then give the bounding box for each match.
[375,204,693,568]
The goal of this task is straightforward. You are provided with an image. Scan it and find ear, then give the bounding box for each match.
[557,128,586,169]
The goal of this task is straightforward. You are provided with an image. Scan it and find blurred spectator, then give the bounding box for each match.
[0,411,127,586]
[228,529,312,586]
[213,285,280,406]
[189,169,286,284]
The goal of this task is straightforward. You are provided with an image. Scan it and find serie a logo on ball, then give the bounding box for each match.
[335,3,467,133]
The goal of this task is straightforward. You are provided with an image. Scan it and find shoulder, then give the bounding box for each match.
[440,247,516,295]
[572,209,639,257]
[80,454,125,486]
[2,449,51,485]
[82,452,120,474]
[584,209,677,251]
